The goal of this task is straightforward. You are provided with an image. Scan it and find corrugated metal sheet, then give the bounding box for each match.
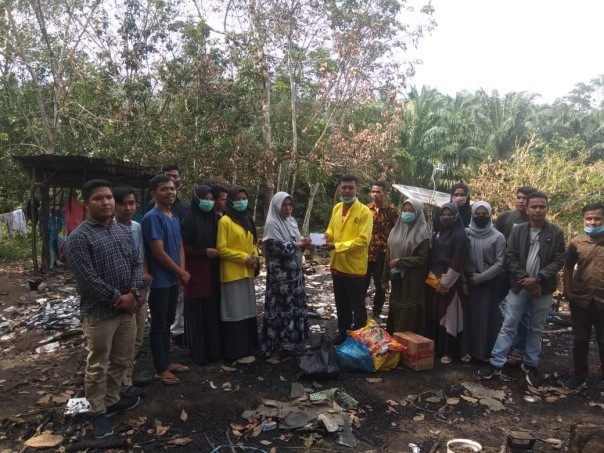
[13,155,156,189]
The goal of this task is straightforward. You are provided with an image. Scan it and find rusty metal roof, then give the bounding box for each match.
[13,155,156,189]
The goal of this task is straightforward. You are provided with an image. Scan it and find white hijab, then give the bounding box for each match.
[263,191,301,244]
[387,198,431,260]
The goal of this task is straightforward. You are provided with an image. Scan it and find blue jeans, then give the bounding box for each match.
[490,289,552,368]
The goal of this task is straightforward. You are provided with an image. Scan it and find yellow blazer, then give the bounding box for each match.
[325,200,373,275]
[217,215,258,283]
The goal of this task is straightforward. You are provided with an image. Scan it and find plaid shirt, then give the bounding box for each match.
[65,217,144,319]
[367,202,398,261]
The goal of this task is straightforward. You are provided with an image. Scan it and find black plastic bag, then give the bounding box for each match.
[298,337,340,380]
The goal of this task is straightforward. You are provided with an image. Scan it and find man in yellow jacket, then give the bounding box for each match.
[322,175,373,345]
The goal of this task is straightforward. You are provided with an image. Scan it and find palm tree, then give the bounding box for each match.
[472,90,536,160]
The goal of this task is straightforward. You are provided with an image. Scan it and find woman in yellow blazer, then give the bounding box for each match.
[216,186,259,360]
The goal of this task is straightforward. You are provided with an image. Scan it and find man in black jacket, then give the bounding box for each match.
[479,192,565,387]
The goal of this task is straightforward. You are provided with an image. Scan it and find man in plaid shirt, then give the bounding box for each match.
[65,179,145,439]
[365,182,398,317]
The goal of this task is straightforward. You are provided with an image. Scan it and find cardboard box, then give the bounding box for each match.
[393,331,434,371]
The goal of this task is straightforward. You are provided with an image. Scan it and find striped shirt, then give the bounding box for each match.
[65,217,144,319]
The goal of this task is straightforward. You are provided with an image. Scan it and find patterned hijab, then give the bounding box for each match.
[387,198,431,260]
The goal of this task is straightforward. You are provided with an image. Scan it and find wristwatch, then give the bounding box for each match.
[130,288,142,303]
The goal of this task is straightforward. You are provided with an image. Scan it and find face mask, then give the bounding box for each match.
[231,199,248,212]
[473,216,490,228]
[453,196,467,204]
[339,196,357,205]
[584,225,604,235]
[198,199,214,212]
[401,212,416,223]
[440,217,455,228]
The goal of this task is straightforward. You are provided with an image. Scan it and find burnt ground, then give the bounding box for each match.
[0,260,603,453]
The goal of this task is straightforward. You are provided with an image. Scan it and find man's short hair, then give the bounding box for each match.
[82,179,112,201]
[517,186,537,196]
[113,185,136,203]
[526,191,548,206]
[340,175,358,185]
[150,174,173,191]
[211,184,228,198]
[371,181,388,191]
[582,202,604,215]
[161,164,180,174]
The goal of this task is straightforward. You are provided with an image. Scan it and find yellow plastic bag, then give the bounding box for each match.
[350,319,405,371]
[425,271,442,289]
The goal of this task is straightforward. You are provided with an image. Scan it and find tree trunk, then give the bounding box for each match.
[285,4,298,192]
[302,182,320,235]
[247,0,274,218]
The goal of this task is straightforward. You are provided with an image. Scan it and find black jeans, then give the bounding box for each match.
[332,274,367,336]
[570,301,604,376]
[365,251,386,314]
[148,286,179,373]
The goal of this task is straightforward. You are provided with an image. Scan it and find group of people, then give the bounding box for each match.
[367,180,602,393]
[64,168,604,440]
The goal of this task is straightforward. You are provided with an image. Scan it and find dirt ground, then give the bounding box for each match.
[0,260,603,453]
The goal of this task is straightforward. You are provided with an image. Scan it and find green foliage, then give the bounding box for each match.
[0,230,38,263]
[0,0,602,242]
[470,140,604,236]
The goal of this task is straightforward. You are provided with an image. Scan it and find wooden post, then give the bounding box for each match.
[30,174,39,274]
[39,184,51,272]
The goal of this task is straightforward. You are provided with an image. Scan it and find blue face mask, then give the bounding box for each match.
[198,199,214,212]
[339,196,357,205]
[401,212,416,223]
[584,225,604,235]
[231,199,248,212]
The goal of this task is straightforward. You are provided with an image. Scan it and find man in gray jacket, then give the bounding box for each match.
[479,191,565,387]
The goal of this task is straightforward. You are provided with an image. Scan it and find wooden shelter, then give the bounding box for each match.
[13,155,156,273]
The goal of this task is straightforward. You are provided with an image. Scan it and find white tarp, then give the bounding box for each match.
[392,184,450,207]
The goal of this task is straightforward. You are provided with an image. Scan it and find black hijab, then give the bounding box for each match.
[181,185,217,248]
[224,185,258,241]
[449,182,471,228]
[429,202,468,275]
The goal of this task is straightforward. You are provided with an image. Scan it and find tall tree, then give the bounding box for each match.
[472,89,535,160]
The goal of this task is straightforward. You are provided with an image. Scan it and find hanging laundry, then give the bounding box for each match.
[62,198,85,234]
[0,208,27,240]
[10,209,27,237]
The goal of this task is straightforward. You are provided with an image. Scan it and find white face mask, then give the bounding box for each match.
[453,195,467,204]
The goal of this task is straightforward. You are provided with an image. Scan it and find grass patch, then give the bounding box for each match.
[0,235,36,263]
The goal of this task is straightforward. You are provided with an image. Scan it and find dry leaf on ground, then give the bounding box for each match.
[24,432,64,448]
[155,420,170,437]
[168,437,192,445]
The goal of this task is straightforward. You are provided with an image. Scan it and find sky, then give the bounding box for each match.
[408,0,604,103]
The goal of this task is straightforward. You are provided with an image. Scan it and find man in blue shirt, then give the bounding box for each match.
[146,165,189,346]
[142,175,190,386]
[65,180,144,439]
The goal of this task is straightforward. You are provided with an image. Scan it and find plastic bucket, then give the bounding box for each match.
[447,438,482,453]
